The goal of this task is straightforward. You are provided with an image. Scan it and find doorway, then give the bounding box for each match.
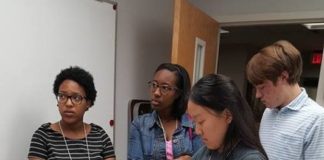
[217,23,324,122]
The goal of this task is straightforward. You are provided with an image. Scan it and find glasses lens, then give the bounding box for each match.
[148,81,156,90]
[57,94,66,103]
[71,95,83,104]
[160,85,172,94]
[57,93,84,105]
[148,81,176,95]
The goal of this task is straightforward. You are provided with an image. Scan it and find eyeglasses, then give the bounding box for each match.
[148,81,178,95]
[56,93,87,105]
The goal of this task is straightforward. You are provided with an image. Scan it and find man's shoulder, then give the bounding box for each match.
[306,97,324,107]
[303,98,324,116]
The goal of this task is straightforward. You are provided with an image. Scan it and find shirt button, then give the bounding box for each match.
[173,139,178,144]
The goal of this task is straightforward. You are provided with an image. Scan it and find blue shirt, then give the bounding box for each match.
[128,111,203,160]
[260,88,324,160]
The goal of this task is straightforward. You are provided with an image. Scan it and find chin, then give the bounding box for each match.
[205,144,220,150]
[266,105,277,109]
[208,146,220,151]
[151,105,159,110]
[206,143,220,150]
[61,117,78,124]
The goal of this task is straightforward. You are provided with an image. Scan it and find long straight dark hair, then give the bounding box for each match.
[189,74,268,159]
[154,63,191,119]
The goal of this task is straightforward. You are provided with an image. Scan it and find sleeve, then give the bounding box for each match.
[128,118,144,160]
[28,128,48,159]
[101,129,116,158]
[304,113,324,159]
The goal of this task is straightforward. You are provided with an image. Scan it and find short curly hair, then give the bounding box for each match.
[53,66,97,107]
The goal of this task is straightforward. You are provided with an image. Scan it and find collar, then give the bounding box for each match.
[148,111,194,129]
[283,88,308,111]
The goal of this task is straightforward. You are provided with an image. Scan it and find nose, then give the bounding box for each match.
[153,87,162,96]
[195,125,203,136]
[65,98,74,106]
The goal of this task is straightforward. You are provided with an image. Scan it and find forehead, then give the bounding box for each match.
[153,69,177,85]
[59,79,86,94]
[188,100,212,119]
[255,79,274,87]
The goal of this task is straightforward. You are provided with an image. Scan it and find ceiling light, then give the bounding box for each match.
[303,23,324,30]
[220,29,229,34]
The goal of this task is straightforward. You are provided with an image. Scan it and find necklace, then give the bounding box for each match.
[157,115,178,141]
[59,121,90,160]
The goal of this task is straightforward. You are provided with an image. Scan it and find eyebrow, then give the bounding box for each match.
[152,80,173,86]
[191,113,200,120]
[255,84,265,88]
[58,91,83,96]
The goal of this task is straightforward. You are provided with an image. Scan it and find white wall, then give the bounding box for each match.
[217,44,252,94]
[114,0,173,159]
[0,0,115,159]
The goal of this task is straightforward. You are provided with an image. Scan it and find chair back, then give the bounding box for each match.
[128,99,152,124]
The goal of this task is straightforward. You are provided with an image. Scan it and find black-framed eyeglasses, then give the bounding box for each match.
[148,81,178,95]
[56,93,87,105]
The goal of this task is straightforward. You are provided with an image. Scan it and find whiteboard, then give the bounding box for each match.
[0,0,116,159]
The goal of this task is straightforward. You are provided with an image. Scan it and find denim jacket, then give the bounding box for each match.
[128,111,203,160]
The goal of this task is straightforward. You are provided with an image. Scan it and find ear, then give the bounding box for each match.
[223,108,233,124]
[280,71,289,81]
[85,101,91,111]
[173,90,181,100]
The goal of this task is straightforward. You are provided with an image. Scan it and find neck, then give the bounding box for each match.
[157,111,175,122]
[281,83,301,107]
[59,120,84,132]
[157,112,178,141]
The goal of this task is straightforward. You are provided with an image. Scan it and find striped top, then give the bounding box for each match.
[28,123,115,160]
[260,88,324,160]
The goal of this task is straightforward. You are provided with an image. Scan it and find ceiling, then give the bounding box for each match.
[220,23,324,53]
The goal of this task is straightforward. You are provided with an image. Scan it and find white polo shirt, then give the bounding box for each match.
[260,88,324,160]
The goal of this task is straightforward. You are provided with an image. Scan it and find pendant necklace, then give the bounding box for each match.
[157,115,178,142]
[59,121,90,160]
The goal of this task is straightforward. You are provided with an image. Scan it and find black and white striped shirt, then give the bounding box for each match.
[28,123,115,160]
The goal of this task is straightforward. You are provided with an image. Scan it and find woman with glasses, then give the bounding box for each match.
[28,66,115,160]
[128,63,203,160]
[188,74,268,160]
